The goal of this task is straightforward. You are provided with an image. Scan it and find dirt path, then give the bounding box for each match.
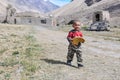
[34,26,120,80]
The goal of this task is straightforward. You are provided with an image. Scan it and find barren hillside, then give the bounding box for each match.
[51,0,120,17]
[0,0,59,15]
[49,0,88,17]
[0,0,8,15]
[50,0,120,27]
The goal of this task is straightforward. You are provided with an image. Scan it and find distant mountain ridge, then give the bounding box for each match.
[15,0,59,13]
[0,0,59,15]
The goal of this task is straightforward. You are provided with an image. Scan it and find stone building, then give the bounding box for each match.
[0,11,56,26]
[15,12,56,26]
[92,11,110,23]
[88,11,110,31]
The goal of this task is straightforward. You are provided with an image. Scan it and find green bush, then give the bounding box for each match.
[81,25,88,31]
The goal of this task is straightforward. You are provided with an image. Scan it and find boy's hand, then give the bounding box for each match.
[70,39,73,44]
[75,36,82,38]
[67,37,73,44]
[70,38,73,41]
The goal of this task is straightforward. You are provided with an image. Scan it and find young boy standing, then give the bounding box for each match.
[67,20,84,68]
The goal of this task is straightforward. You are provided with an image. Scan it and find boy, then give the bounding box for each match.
[67,20,84,68]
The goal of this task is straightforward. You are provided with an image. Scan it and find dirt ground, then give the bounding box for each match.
[33,26,120,80]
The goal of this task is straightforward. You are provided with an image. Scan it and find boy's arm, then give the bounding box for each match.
[67,37,73,44]
[67,32,73,44]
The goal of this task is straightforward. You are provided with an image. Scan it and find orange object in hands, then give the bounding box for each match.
[72,37,85,45]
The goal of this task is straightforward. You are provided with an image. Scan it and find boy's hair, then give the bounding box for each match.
[68,20,80,25]
[72,20,80,25]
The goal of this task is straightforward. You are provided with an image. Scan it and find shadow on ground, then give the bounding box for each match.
[41,58,78,68]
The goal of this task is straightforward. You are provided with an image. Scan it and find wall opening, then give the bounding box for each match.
[29,19,31,23]
[95,13,100,21]
[41,19,46,24]
[14,18,16,24]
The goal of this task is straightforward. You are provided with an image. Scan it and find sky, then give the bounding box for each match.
[44,0,72,6]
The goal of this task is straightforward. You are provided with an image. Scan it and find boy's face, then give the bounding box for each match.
[73,21,81,30]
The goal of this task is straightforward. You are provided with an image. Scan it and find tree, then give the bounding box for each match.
[10,8,16,17]
[2,4,16,23]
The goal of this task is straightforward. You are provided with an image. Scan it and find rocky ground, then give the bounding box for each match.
[33,26,120,80]
[0,24,120,80]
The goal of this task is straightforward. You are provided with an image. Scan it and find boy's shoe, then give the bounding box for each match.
[67,60,71,66]
[78,64,83,68]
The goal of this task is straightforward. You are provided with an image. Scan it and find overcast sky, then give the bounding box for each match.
[44,0,71,6]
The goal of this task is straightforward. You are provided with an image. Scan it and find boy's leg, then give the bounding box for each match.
[67,48,75,65]
[76,50,83,67]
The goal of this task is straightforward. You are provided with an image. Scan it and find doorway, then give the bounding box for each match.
[95,13,100,21]
[14,18,16,24]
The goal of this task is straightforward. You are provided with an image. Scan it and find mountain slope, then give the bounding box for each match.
[51,0,119,17]
[49,0,88,17]
[50,0,120,26]
[15,0,59,13]
[0,0,59,15]
[0,0,8,15]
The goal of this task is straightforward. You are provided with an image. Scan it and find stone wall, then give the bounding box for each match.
[13,16,55,26]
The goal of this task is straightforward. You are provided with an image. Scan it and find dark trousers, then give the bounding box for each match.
[67,44,82,64]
